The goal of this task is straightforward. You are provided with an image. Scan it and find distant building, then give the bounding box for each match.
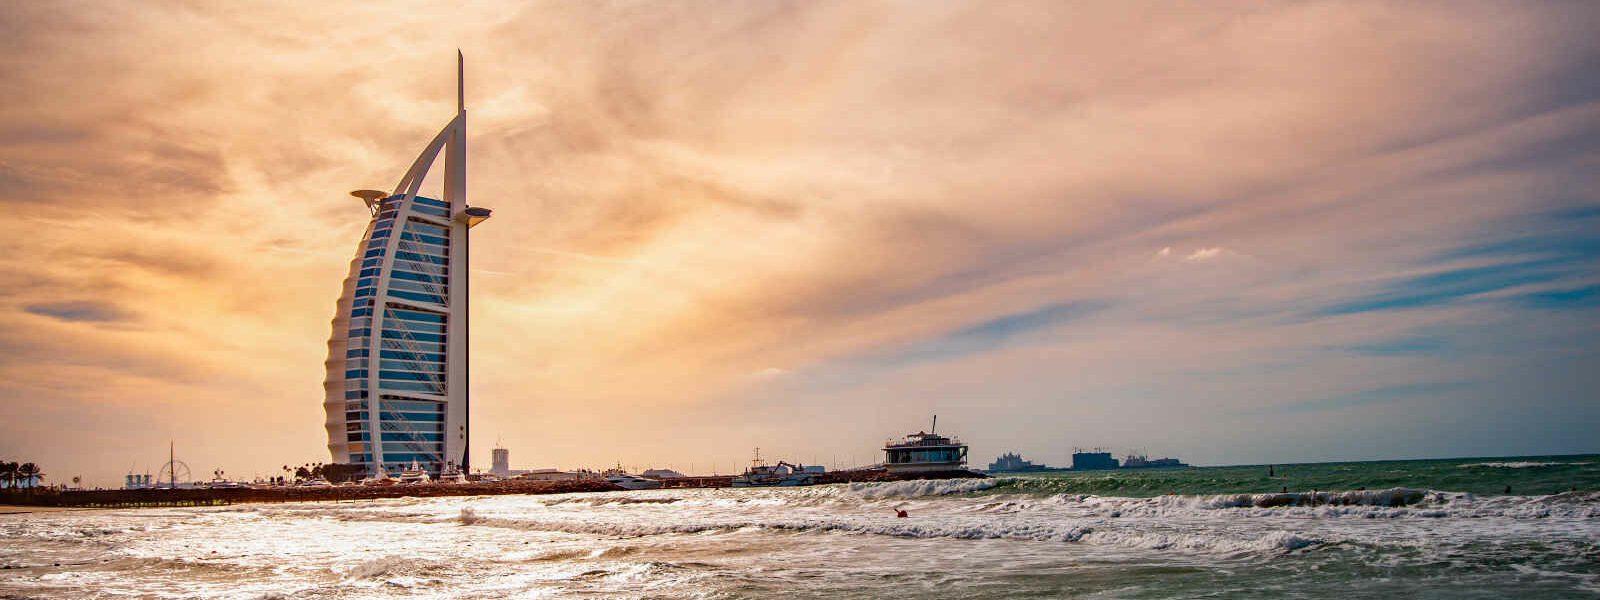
[884,419,969,474]
[491,447,510,476]
[987,452,1050,472]
[1071,450,1119,470]
[1122,454,1188,469]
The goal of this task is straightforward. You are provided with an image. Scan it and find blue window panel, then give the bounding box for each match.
[357,277,377,288]
[350,454,372,463]
[382,414,446,426]
[397,241,449,256]
[379,370,442,382]
[395,251,449,265]
[345,422,367,432]
[380,380,444,394]
[380,412,446,424]
[381,329,445,343]
[387,308,446,323]
[394,320,446,334]
[347,433,370,442]
[381,399,444,412]
[351,307,373,317]
[379,350,445,364]
[361,258,382,268]
[354,287,375,299]
[387,290,445,305]
[346,400,368,411]
[359,268,381,278]
[379,420,445,433]
[381,439,444,447]
[412,205,451,218]
[345,411,364,421]
[366,238,387,250]
[346,348,370,358]
[393,261,448,276]
[346,328,371,338]
[382,443,443,454]
[378,432,443,442]
[379,360,444,372]
[377,210,397,220]
[345,369,368,379]
[380,453,442,464]
[370,228,390,239]
[402,233,449,246]
[405,221,449,237]
[389,270,445,284]
[413,196,450,209]
[344,390,368,400]
[388,279,444,294]
[364,248,385,258]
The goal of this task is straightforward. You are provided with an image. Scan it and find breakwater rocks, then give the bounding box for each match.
[0,480,624,509]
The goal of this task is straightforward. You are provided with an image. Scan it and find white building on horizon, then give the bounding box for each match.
[322,53,492,477]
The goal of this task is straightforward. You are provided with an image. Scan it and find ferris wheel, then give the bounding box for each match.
[156,442,191,488]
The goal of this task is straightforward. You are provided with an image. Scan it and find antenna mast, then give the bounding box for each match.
[932,415,938,434]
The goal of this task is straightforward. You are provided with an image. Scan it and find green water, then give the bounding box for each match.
[990,454,1600,497]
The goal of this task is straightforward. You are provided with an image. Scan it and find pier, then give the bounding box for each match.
[0,480,621,510]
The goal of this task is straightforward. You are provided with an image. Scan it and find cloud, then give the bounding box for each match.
[0,1,1597,484]
[23,301,131,323]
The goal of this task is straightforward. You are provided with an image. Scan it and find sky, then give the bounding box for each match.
[0,1,1596,487]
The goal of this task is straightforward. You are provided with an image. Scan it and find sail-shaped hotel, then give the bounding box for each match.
[322,54,491,477]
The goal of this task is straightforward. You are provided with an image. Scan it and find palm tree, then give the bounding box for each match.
[17,463,42,490]
[0,461,18,490]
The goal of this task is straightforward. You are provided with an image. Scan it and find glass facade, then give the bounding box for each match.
[330,194,457,477]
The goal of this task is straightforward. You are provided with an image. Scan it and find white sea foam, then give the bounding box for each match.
[4,483,1598,599]
[1459,461,1572,468]
[844,479,999,499]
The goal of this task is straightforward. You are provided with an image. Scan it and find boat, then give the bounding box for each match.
[360,470,396,486]
[602,468,661,490]
[437,463,467,484]
[883,416,969,474]
[397,460,433,484]
[731,448,822,487]
[205,469,249,489]
[297,477,333,488]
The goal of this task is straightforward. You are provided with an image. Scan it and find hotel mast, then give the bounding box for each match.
[322,53,491,477]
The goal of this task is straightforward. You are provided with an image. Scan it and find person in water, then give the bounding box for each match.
[895,509,908,518]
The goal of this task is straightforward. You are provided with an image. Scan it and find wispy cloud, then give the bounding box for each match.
[0,1,1596,483]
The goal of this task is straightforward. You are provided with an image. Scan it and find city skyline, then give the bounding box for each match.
[1,2,1596,487]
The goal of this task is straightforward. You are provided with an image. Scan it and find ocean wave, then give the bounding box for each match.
[1458,461,1575,469]
[843,479,999,499]
[454,513,1329,557]
[542,496,683,506]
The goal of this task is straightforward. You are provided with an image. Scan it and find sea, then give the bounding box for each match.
[2,454,1597,599]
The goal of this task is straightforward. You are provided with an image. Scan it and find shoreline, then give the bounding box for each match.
[0,469,986,511]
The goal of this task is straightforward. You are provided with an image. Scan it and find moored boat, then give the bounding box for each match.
[731,448,823,487]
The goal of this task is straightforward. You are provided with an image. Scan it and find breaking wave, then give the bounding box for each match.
[843,479,999,499]
[1459,461,1574,469]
